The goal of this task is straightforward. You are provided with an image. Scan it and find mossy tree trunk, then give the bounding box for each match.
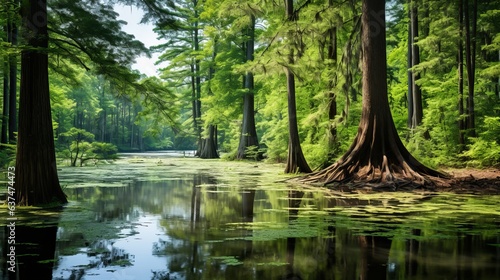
[15,0,67,206]
[409,0,423,129]
[237,14,260,160]
[199,35,219,159]
[298,0,444,188]
[283,0,311,174]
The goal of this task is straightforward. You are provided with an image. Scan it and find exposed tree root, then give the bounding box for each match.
[294,138,449,192]
[295,157,448,192]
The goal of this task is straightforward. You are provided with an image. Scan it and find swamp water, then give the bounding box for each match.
[1,154,499,280]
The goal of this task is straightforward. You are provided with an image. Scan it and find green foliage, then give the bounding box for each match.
[460,117,500,167]
[91,142,119,160]
[142,136,173,151]
[0,144,16,168]
[58,128,119,166]
[479,116,500,143]
[49,0,149,79]
[244,145,263,161]
[301,142,328,171]
[60,128,95,144]
[39,0,500,169]
[460,138,500,167]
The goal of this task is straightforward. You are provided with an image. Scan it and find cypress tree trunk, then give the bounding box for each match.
[199,36,219,159]
[199,125,218,159]
[237,15,260,160]
[297,0,444,189]
[283,0,311,174]
[326,0,339,164]
[2,3,18,145]
[458,0,466,148]
[2,58,8,144]
[464,0,477,137]
[410,0,423,128]
[193,1,203,156]
[15,0,67,206]
[8,22,18,144]
[406,0,414,129]
[191,62,200,155]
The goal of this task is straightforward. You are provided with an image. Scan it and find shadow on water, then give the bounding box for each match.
[0,207,62,280]
[1,170,499,280]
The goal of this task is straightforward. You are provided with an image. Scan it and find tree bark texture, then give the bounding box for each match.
[194,4,203,157]
[237,15,260,160]
[15,0,67,205]
[458,0,466,148]
[2,58,8,144]
[284,0,311,174]
[464,0,477,137]
[199,36,219,159]
[199,125,219,159]
[9,20,18,144]
[326,0,339,163]
[297,0,444,188]
[406,0,414,129]
[410,0,423,128]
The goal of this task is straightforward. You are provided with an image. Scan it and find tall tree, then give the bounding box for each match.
[1,1,19,145]
[2,52,8,144]
[8,0,19,144]
[193,0,203,156]
[15,0,67,205]
[458,0,466,147]
[409,0,423,129]
[298,0,443,188]
[325,0,339,164]
[464,0,477,138]
[406,0,414,129]
[283,0,311,173]
[8,17,18,144]
[152,0,200,150]
[237,14,260,160]
[199,36,219,159]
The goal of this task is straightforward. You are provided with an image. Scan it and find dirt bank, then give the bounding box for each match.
[435,168,500,194]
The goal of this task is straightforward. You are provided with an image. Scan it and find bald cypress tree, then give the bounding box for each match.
[14,0,151,206]
[237,14,260,160]
[283,0,311,174]
[15,0,67,206]
[298,0,444,189]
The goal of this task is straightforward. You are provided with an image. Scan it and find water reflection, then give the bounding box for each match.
[0,209,61,280]
[2,174,498,279]
[55,177,500,279]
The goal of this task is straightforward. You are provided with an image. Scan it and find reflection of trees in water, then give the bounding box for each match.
[65,177,198,221]
[54,239,133,280]
[88,239,133,267]
[284,190,304,280]
[57,177,200,280]
[0,212,61,280]
[153,174,261,279]
[55,176,500,280]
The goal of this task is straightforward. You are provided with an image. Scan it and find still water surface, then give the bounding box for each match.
[1,158,499,280]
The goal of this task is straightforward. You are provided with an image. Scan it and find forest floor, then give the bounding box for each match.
[434,168,500,194]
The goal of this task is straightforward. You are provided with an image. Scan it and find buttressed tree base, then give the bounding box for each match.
[297,0,446,190]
